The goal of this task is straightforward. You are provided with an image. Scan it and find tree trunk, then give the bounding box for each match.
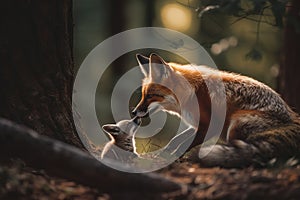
[278,0,300,113]
[0,0,83,148]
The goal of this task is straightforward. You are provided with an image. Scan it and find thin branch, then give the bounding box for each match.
[176,0,199,11]
[255,7,265,45]
[229,5,275,26]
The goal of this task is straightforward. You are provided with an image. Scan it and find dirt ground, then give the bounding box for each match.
[1,159,300,200]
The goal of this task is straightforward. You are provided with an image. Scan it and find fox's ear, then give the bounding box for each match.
[136,54,150,77]
[149,53,172,80]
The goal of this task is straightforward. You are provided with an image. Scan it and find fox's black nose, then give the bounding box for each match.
[132,109,137,116]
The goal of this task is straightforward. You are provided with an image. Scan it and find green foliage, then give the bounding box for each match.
[186,0,287,72]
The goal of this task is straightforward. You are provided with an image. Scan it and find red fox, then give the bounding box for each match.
[131,53,300,167]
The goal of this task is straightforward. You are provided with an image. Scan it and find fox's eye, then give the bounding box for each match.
[146,94,163,98]
[146,94,154,98]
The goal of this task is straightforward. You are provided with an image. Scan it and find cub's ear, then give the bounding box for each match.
[149,53,172,81]
[102,124,121,135]
[136,54,149,77]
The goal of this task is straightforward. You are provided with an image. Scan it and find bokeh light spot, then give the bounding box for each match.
[161,4,192,32]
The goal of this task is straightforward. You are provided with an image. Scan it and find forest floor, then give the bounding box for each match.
[1,159,300,200]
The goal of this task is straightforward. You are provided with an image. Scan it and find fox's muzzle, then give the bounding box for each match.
[132,106,149,118]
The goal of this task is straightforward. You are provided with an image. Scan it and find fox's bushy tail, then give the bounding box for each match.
[184,121,300,168]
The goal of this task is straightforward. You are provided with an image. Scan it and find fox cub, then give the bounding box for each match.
[101,117,140,160]
[130,53,300,168]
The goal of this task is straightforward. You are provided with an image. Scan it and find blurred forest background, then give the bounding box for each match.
[74,0,284,152]
[1,0,300,199]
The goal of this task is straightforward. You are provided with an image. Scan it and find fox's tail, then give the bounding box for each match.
[184,122,300,168]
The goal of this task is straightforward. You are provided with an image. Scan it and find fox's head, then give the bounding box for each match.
[132,53,191,118]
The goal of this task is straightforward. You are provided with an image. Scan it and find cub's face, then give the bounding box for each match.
[102,117,141,153]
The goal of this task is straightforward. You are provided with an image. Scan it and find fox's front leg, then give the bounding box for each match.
[162,126,197,156]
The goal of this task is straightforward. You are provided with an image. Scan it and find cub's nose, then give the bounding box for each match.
[133,116,142,125]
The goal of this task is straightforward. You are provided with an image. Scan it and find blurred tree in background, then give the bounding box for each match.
[278,0,300,112]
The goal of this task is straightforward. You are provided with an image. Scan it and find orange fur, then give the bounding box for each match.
[132,53,300,164]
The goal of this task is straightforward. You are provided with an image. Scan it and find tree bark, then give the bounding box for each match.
[0,0,83,148]
[278,0,300,113]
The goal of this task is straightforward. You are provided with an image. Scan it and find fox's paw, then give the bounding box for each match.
[198,143,247,168]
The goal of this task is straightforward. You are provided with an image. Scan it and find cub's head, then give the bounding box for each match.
[101,117,141,159]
